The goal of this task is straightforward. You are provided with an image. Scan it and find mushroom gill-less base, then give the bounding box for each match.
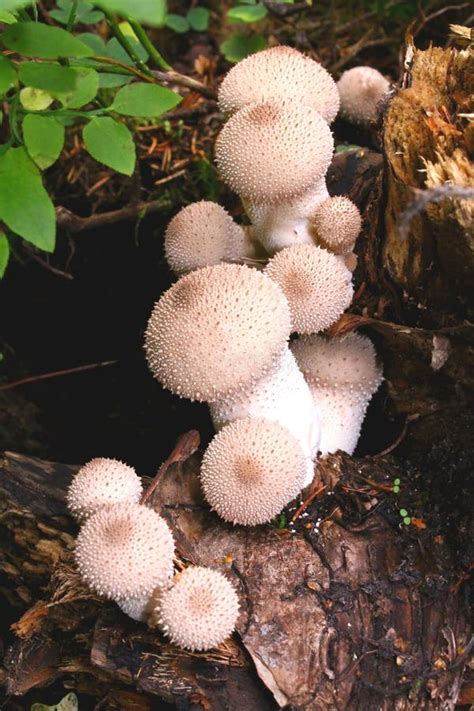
[310,386,367,455]
[244,178,330,255]
[209,348,319,487]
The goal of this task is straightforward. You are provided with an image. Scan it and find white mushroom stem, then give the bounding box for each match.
[244,178,330,255]
[209,348,319,487]
[309,386,367,456]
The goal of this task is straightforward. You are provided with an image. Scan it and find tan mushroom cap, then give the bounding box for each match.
[291,333,383,403]
[337,66,390,125]
[67,457,143,522]
[74,502,175,601]
[310,196,362,255]
[164,201,253,275]
[264,244,353,334]
[157,566,240,651]
[218,46,340,124]
[200,417,307,526]
[215,100,334,204]
[144,264,291,402]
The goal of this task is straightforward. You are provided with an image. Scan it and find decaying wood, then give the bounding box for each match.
[0,445,471,710]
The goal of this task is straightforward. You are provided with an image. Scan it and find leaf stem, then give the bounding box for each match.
[102,8,152,76]
[128,19,171,71]
[66,0,79,32]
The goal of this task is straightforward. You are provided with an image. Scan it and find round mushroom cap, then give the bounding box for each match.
[200,417,307,526]
[164,201,253,275]
[291,333,383,402]
[310,196,362,255]
[337,66,390,125]
[215,100,334,204]
[218,45,340,124]
[67,458,143,523]
[75,502,175,601]
[144,264,291,402]
[264,244,353,334]
[157,566,240,651]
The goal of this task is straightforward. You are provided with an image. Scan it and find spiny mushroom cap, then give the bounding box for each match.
[75,502,175,601]
[337,66,390,125]
[200,417,307,526]
[218,45,340,124]
[215,100,334,204]
[164,201,252,275]
[144,264,291,402]
[67,458,143,523]
[158,566,240,651]
[117,594,152,622]
[264,244,353,334]
[310,196,362,255]
[291,332,383,402]
[312,386,366,456]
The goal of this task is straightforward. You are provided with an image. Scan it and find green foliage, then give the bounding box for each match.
[23,114,65,169]
[0,147,56,252]
[399,508,412,525]
[0,55,16,96]
[96,0,167,26]
[110,83,181,117]
[18,62,78,94]
[393,477,401,494]
[165,6,210,34]
[19,86,54,110]
[57,67,99,107]
[1,22,94,58]
[83,116,135,175]
[50,0,104,26]
[227,5,268,23]
[220,32,267,63]
[0,232,9,278]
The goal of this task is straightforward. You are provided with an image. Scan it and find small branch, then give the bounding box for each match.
[397,185,474,240]
[152,69,217,100]
[55,199,165,234]
[0,361,118,393]
[102,8,152,76]
[128,19,171,71]
[66,0,79,31]
[141,430,201,506]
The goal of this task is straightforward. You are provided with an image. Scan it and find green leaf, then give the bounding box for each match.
[96,0,167,26]
[0,0,32,10]
[56,66,99,107]
[19,62,77,94]
[399,508,408,517]
[165,14,189,33]
[78,31,106,54]
[1,22,94,58]
[50,0,104,25]
[0,10,17,23]
[187,6,210,31]
[83,116,135,175]
[227,4,268,22]
[220,32,267,63]
[106,36,148,63]
[0,231,10,278]
[23,114,65,169]
[0,147,55,251]
[0,55,16,96]
[19,87,54,110]
[110,82,181,117]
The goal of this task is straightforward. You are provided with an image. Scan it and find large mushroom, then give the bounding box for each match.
[215,100,334,253]
[218,45,340,124]
[291,333,383,455]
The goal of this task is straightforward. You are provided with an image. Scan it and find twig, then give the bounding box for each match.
[129,18,171,71]
[372,418,408,458]
[0,360,118,393]
[141,430,201,506]
[55,199,165,234]
[152,69,216,100]
[397,186,474,240]
[415,3,470,36]
[290,484,327,524]
[102,8,151,76]
[28,251,74,280]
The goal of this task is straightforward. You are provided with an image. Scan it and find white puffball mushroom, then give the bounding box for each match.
[337,66,390,126]
[164,201,256,275]
[66,458,143,523]
[117,595,153,622]
[310,196,362,255]
[218,45,340,124]
[144,264,291,403]
[74,502,175,601]
[291,333,383,455]
[264,244,354,334]
[200,417,308,526]
[157,566,240,651]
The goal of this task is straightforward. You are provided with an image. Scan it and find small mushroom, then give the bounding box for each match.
[218,45,340,124]
[200,417,309,525]
[144,263,291,403]
[215,100,334,253]
[66,457,142,523]
[164,201,257,275]
[309,196,362,255]
[291,333,383,455]
[156,566,240,652]
[337,66,390,126]
[74,502,175,601]
[264,244,354,334]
